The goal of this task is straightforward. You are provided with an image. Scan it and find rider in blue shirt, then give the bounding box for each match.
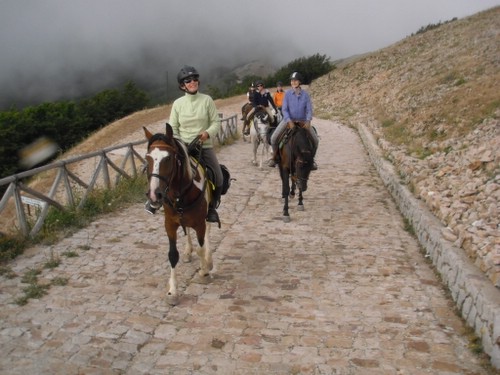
[268,72,318,169]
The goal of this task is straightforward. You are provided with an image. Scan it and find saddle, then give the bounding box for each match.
[185,137,232,196]
[277,121,314,151]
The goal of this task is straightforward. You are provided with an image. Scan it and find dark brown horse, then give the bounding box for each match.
[144,123,213,305]
[277,123,314,222]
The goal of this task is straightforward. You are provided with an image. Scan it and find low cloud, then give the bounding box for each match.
[0,0,497,108]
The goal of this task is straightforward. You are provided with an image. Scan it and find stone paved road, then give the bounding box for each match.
[0,119,491,374]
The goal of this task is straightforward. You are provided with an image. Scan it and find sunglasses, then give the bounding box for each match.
[183,77,199,84]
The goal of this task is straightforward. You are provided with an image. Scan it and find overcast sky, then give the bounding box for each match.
[1,0,498,107]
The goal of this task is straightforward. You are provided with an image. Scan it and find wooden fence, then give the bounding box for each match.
[0,114,238,238]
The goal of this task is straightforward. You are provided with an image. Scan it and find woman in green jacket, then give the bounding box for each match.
[146,65,223,226]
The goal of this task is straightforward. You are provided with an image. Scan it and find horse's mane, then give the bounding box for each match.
[293,127,314,157]
[176,139,193,180]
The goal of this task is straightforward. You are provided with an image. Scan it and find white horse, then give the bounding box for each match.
[250,108,272,168]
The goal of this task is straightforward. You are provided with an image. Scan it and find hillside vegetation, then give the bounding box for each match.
[310,7,499,286]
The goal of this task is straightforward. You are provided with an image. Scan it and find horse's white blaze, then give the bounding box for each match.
[147,148,169,202]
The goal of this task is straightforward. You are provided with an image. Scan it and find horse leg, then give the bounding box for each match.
[263,140,269,164]
[166,234,180,305]
[194,222,212,279]
[290,179,296,199]
[297,189,304,211]
[280,168,291,222]
[202,224,213,275]
[251,138,258,165]
[181,227,193,263]
[259,140,265,169]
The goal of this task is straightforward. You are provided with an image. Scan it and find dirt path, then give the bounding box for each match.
[0,109,491,374]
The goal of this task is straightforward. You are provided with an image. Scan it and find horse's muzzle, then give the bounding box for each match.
[147,189,164,206]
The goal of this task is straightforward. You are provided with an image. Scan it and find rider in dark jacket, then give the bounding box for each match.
[246,80,278,126]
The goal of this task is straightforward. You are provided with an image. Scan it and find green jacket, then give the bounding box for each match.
[169,92,221,148]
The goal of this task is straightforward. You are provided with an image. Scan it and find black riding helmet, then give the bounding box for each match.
[290,72,303,82]
[177,65,200,84]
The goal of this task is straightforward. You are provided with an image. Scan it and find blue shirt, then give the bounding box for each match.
[282,88,313,123]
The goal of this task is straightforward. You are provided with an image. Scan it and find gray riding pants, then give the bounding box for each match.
[201,147,223,187]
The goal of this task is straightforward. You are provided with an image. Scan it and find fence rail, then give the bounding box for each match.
[0,114,238,238]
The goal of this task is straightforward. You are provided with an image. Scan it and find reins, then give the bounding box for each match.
[148,135,207,215]
[282,124,312,179]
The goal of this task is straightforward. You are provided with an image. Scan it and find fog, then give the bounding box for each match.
[1,0,498,108]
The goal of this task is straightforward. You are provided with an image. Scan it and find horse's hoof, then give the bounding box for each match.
[166,294,179,306]
[207,259,214,271]
[194,273,211,284]
[283,216,291,223]
[297,205,304,211]
[182,254,192,263]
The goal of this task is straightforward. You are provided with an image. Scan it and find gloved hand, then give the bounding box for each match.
[305,121,311,128]
[287,121,295,128]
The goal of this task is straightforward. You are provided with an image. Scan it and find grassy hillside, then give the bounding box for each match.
[310,6,499,286]
[312,7,499,153]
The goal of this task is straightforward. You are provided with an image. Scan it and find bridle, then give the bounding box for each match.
[287,126,313,185]
[146,135,207,215]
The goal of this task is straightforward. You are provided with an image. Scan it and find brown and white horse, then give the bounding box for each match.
[144,123,213,305]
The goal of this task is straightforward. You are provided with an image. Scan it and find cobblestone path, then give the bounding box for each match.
[0,119,490,374]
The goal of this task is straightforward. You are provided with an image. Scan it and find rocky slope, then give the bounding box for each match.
[310,7,499,287]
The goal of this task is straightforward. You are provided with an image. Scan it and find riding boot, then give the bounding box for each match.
[268,145,279,168]
[243,120,250,135]
[207,186,222,228]
[311,144,318,170]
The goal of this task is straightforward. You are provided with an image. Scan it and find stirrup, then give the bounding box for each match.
[207,208,221,228]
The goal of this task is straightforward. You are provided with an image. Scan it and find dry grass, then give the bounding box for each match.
[311,6,500,151]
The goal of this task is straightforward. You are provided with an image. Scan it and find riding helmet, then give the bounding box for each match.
[290,72,303,82]
[255,80,264,87]
[277,81,283,86]
[177,65,200,84]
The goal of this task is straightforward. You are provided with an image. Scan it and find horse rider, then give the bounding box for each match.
[145,65,223,226]
[241,82,256,135]
[273,81,285,116]
[268,71,319,170]
[245,80,279,128]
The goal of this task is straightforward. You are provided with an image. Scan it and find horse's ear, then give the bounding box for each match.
[143,126,153,140]
[165,123,174,138]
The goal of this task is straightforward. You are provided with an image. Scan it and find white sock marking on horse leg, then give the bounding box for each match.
[168,266,177,296]
[205,224,213,272]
